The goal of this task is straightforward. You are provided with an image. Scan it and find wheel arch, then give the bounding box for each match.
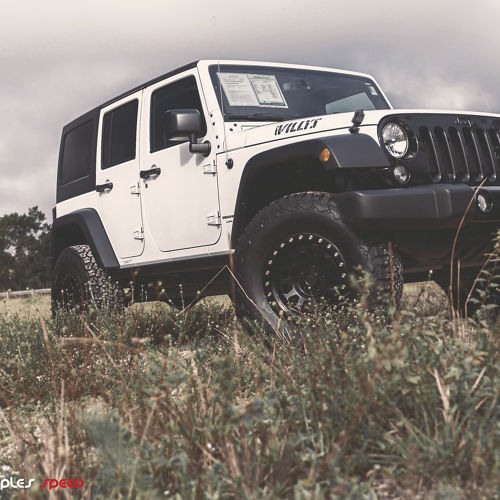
[231,133,390,246]
[51,208,119,271]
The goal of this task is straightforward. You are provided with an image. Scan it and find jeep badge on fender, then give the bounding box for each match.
[51,60,500,329]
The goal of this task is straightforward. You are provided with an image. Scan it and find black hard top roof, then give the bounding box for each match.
[62,60,199,133]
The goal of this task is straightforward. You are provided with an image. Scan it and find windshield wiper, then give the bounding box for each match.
[225,113,290,122]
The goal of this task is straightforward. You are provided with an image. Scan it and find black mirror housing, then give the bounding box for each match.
[164,109,202,140]
[164,109,211,156]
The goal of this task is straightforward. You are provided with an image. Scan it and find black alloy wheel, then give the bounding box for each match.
[263,232,348,314]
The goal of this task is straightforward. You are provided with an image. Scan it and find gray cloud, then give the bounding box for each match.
[1,0,500,217]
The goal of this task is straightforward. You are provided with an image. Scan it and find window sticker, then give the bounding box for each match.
[365,83,378,96]
[217,73,259,107]
[217,72,288,108]
[248,74,288,107]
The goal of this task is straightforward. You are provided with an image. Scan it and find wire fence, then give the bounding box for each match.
[0,288,51,299]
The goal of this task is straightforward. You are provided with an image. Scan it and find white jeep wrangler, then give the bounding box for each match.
[51,60,500,326]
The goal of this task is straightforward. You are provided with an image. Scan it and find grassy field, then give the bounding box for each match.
[0,280,498,499]
[0,294,51,318]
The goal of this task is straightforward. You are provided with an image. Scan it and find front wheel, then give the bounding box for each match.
[52,244,126,316]
[233,192,403,332]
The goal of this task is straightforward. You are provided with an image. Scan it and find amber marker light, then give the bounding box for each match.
[319,148,331,162]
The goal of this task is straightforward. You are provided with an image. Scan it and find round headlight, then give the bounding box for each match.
[381,122,409,159]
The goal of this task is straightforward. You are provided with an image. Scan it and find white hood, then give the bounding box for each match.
[222,108,500,152]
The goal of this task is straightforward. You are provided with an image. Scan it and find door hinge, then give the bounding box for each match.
[203,160,217,174]
[130,182,140,195]
[206,210,221,226]
[133,227,144,240]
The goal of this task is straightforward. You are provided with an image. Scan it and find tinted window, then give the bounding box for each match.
[61,120,94,184]
[101,99,138,169]
[150,76,206,153]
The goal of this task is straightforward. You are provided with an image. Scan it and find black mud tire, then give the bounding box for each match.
[233,192,403,333]
[51,245,126,316]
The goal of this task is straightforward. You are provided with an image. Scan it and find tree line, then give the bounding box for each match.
[0,207,51,291]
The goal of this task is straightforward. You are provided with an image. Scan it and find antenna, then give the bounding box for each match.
[213,15,229,163]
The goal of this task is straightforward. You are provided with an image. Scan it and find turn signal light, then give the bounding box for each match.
[319,148,331,163]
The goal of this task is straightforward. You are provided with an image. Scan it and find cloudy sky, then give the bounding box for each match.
[1,0,500,219]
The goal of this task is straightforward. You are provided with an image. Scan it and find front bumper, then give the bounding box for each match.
[335,184,500,231]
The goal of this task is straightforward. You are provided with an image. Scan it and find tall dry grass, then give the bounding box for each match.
[0,274,497,499]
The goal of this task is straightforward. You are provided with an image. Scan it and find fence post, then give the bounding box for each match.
[6,290,10,300]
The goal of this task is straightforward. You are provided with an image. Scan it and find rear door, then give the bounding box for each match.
[96,91,144,259]
[140,71,221,252]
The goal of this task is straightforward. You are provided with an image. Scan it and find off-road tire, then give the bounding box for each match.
[51,244,126,316]
[233,192,403,332]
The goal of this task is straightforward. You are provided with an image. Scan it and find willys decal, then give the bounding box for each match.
[275,118,322,136]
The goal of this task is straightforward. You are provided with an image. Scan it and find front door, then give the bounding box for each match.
[140,71,220,252]
[96,91,144,259]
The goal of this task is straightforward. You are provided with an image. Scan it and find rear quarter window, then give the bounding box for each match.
[60,120,94,184]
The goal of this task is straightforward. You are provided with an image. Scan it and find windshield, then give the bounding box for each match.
[209,64,390,122]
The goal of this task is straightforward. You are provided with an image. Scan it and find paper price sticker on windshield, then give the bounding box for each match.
[248,74,288,107]
[218,72,288,108]
[217,73,259,107]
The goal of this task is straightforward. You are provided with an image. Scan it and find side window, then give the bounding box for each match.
[101,99,138,169]
[150,76,207,153]
[61,120,94,184]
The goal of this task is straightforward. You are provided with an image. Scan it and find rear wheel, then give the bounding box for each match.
[233,192,403,332]
[51,245,126,316]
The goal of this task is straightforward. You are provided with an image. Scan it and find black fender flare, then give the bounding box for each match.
[51,208,119,270]
[231,133,391,245]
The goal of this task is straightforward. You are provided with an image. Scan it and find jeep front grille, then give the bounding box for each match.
[381,114,500,186]
[419,126,500,184]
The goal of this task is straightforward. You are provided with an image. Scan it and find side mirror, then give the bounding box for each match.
[164,109,211,157]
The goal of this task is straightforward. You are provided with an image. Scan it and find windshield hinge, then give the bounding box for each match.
[206,210,221,226]
[203,160,217,175]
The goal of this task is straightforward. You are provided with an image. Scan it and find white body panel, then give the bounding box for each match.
[95,90,145,259]
[139,69,221,254]
[55,59,500,271]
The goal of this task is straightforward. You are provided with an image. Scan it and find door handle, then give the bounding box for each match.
[140,166,161,180]
[96,181,113,193]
